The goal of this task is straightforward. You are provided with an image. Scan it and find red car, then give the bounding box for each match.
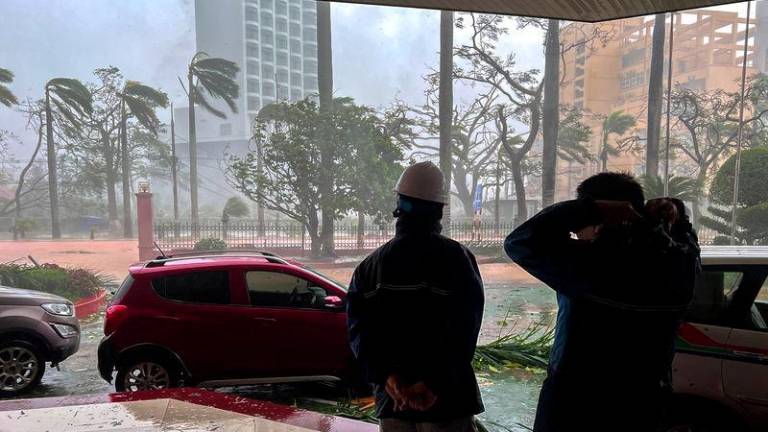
[98,252,351,392]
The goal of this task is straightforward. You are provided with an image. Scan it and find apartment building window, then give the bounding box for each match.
[247,60,259,75]
[277,84,289,100]
[681,78,706,91]
[290,22,301,35]
[303,30,317,43]
[246,24,258,40]
[247,43,259,58]
[574,88,584,98]
[289,5,300,21]
[576,42,586,55]
[303,42,317,58]
[276,34,288,50]
[261,28,274,44]
[304,76,318,91]
[303,10,317,25]
[619,70,645,90]
[713,49,733,65]
[576,56,586,66]
[290,39,302,53]
[248,78,260,94]
[262,63,274,78]
[276,0,288,15]
[575,67,584,77]
[291,88,303,101]
[262,46,274,61]
[276,68,289,84]
[276,18,288,33]
[276,51,288,66]
[261,11,273,26]
[262,81,276,98]
[575,100,584,110]
[248,96,261,112]
[291,55,302,70]
[622,48,645,67]
[261,0,273,10]
[246,6,259,22]
[291,72,302,86]
[304,59,317,74]
[303,0,316,10]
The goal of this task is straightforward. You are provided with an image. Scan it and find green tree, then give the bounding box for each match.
[640,174,700,202]
[227,98,405,256]
[184,52,239,225]
[118,81,169,237]
[222,196,249,221]
[701,148,768,244]
[44,78,93,238]
[0,68,18,107]
[599,110,636,171]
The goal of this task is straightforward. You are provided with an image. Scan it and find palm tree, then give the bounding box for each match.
[0,68,18,107]
[44,78,92,238]
[184,52,239,224]
[599,110,635,171]
[118,81,169,237]
[439,10,454,234]
[640,174,700,201]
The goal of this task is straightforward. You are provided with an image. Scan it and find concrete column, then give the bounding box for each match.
[136,183,154,261]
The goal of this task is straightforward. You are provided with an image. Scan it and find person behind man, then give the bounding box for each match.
[505,172,700,432]
[347,161,485,432]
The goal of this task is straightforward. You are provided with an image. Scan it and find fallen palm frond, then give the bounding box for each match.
[473,323,554,372]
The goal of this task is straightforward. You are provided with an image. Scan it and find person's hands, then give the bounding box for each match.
[385,375,409,412]
[594,200,641,226]
[402,382,438,411]
[645,198,679,231]
[385,376,438,412]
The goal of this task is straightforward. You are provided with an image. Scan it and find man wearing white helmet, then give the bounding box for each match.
[347,161,485,432]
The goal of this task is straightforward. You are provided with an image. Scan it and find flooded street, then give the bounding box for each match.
[14,282,557,431]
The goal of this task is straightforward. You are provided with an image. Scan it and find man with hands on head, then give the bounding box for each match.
[347,162,485,432]
[505,172,700,432]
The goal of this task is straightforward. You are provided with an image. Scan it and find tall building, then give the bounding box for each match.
[192,0,319,142]
[162,0,320,214]
[557,9,754,200]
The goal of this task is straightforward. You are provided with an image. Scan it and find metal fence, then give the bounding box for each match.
[154,219,518,253]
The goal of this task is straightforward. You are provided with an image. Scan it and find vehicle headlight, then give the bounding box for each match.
[51,323,78,338]
[41,303,74,317]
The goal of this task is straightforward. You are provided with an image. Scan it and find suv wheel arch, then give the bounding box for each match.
[116,344,192,383]
[0,330,53,360]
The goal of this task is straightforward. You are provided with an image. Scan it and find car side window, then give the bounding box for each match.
[246,271,327,309]
[688,270,743,324]
[152,271,230,305]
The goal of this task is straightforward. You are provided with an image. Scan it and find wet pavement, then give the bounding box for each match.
[10,282,557,432]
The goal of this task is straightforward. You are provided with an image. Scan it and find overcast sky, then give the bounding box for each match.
[0,0,749,163]
[0,0,549,161]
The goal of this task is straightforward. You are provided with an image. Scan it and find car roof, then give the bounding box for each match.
[701,246,768,266]
[128,252,305,276]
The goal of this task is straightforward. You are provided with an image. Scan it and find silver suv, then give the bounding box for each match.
[0,286,80,397]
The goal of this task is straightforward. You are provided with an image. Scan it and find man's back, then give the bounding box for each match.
[348,222,485,422]
[505,198,700,431]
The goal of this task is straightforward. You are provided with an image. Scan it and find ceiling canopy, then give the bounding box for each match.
[330,0,746,22]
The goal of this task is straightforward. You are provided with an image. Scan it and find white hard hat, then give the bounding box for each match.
[394,161,447,204]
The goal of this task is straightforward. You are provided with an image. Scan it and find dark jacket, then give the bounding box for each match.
[504,199,700,432]
[347,217,485,422]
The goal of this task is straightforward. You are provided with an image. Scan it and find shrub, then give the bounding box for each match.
[0,263,105,302]
[193,237,227,251]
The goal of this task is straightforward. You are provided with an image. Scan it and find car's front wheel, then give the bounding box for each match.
[115,358,179,392]
[0,339,45,397]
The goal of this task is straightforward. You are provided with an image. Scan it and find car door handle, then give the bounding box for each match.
[252,317,277,323]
